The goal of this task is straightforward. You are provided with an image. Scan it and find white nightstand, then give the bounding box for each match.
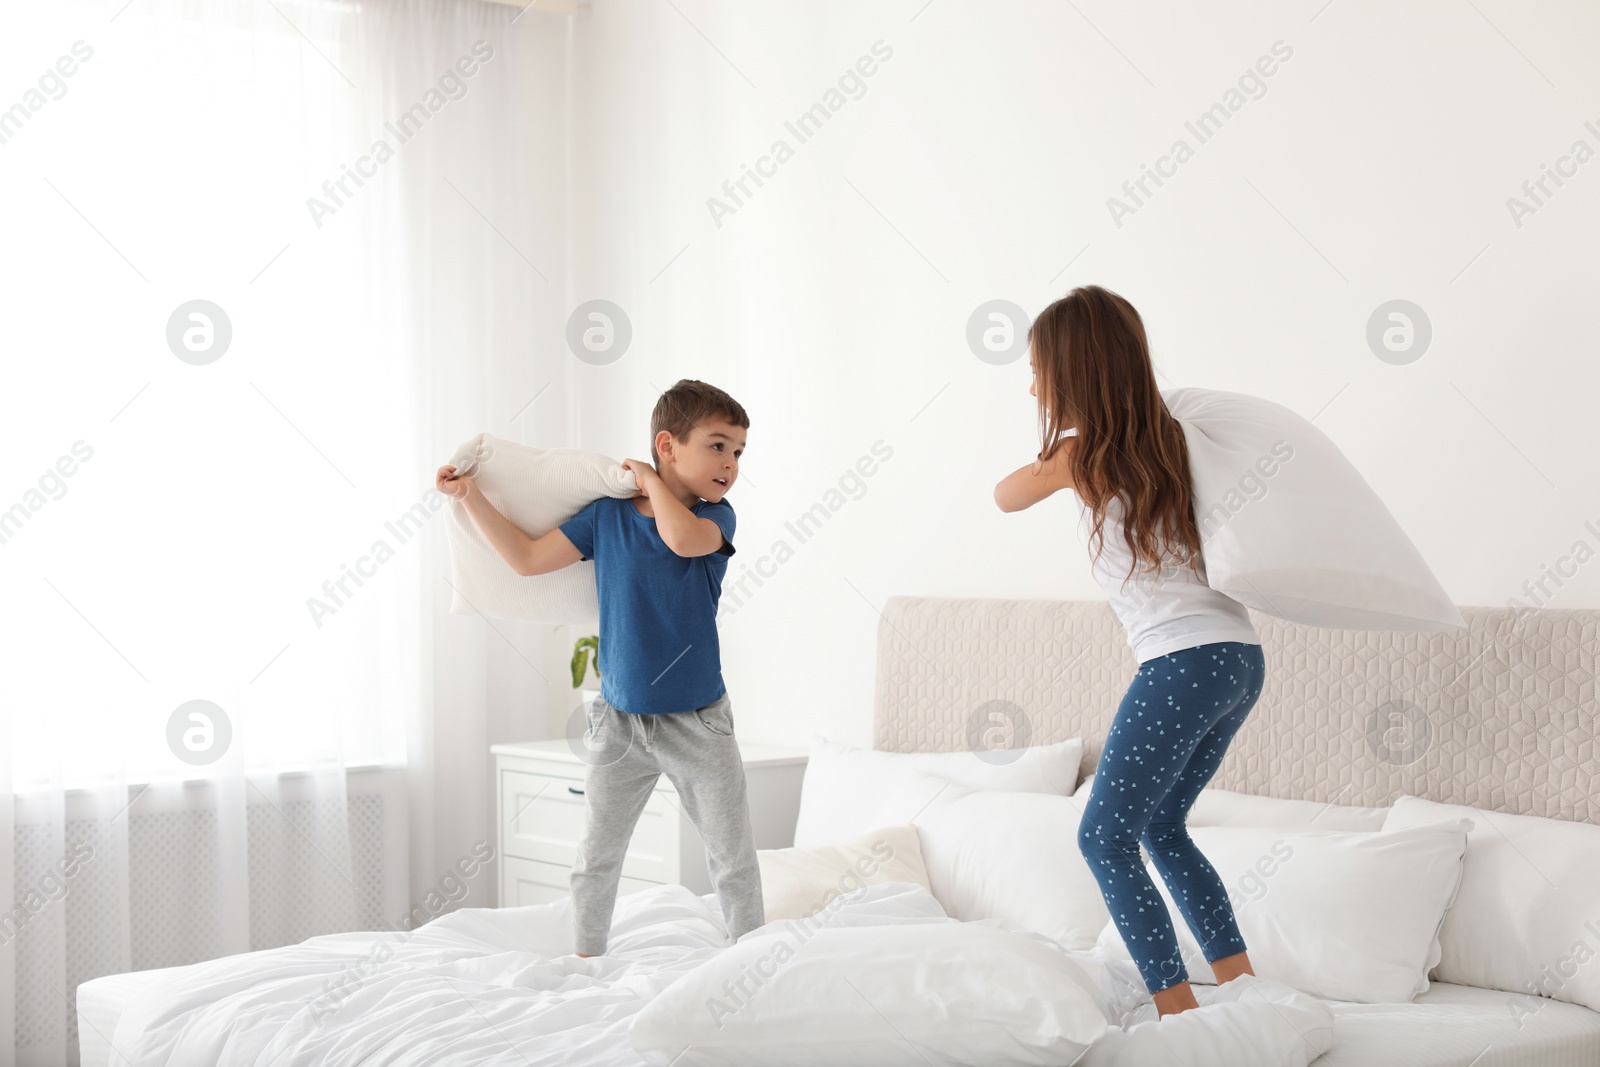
[491,738,810,907]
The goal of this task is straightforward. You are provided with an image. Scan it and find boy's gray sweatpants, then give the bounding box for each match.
[569,691,764,956]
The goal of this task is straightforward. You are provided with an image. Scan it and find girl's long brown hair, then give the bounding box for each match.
[1029,285,1203,593]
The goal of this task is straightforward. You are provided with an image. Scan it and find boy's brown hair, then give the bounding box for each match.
[650,379,750,465]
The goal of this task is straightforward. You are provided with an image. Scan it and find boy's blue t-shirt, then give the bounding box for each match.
[558,495,736,715]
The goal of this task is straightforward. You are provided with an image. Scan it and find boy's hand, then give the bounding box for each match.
[620,458,659,495]
[621,456,725,556]
[440,462,582,575]
[436,464,475,500]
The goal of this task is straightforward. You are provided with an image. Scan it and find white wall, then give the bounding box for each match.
[552,0,1600,748]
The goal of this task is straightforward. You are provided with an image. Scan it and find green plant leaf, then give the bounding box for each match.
[570,635,600,688]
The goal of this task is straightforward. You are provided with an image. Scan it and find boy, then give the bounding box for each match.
[435,379,763,958]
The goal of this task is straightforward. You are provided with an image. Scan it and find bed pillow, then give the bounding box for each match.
[442,432,638,622]
[1186,786,1390,832]
[792,734,1083,847]
[629,920,1106,1066]
[1092,821,1470,1003]
[1164,386,1464,633]
[1072,776,1390,833]
[1381,795,1600,1015]
[757,825,930,922]
[898,772,1110,951]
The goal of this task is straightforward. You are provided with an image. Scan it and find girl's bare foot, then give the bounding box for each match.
[1152,980,1199,1018]
[576,952,593,958]
[1210,950,1255,985]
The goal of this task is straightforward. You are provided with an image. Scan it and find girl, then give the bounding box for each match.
[994,285,1267,1020]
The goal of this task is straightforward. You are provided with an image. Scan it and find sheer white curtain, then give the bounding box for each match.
[0,1,564,1063]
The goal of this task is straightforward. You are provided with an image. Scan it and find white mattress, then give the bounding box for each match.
[1316,981,1600,1067]
[77,923,1600,1067]
[77,964,193,1067]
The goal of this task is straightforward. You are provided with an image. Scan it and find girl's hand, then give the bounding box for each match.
[621,458,659,495]
[994,437,1077,513]
[436,464,475,500]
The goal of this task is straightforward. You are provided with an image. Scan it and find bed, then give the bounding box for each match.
[870,597,1600,1067]
[77,597,1600,1066]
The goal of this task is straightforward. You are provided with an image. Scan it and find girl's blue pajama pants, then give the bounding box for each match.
[1077,640,1267,995]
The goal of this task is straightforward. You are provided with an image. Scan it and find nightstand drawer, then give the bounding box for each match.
[502,856,660,908]
[493,737,808,905]
[500,769,678,882]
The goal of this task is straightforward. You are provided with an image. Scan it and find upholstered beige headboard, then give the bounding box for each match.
[873,598,1600,824]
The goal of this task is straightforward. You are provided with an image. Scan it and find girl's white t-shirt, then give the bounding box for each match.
[1076,492,1260,663]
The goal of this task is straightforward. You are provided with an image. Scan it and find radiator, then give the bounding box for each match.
[8,767,406,1060]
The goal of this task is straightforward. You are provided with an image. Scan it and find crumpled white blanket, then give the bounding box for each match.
[105,881,1332,1066]
[1085,954,1335,1066]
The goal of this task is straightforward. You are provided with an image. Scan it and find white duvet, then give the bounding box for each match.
[109,881,1333,1066]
